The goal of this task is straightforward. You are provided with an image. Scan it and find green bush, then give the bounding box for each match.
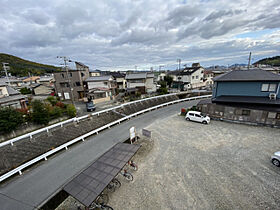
[50,106,63,119]
[31,100,50,125]
[0,107,24,134]
[20,87,31,94]
[66,104,76,118]
[157,87,168,95]
[46,96,58,106]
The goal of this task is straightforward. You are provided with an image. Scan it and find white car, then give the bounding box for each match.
[271,151,280,167]
[185,111,210,124]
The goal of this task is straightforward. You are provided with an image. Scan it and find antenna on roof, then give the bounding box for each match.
[247,52,252,70]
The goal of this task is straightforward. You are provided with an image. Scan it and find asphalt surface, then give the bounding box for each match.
[108,115,280,210]
[0,100,199,210]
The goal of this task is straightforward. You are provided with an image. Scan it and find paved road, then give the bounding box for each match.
[0,100,198,209]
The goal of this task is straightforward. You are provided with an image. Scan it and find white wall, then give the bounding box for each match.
[88,81,110,89]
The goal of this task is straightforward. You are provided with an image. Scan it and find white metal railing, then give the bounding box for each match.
[0,93,178,148]
[0,94,211,183]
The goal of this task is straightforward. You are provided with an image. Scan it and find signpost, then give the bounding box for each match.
[129,127,136,144]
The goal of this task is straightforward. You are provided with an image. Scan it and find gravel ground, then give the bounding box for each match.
[57,115,280,210]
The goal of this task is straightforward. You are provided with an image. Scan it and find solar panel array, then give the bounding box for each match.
[63,143,141,207]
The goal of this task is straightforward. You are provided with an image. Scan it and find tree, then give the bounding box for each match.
[31,100,50,125]
[20,87,31,94]
[46,96,58,106]
[164,75,173,87]
[66,104,76,118]
[0,107,23,134]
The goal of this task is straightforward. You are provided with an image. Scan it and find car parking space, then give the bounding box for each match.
[108,115,280,209]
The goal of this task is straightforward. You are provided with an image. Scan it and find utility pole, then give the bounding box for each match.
[57,56,75,105]
[247,52,252,70]
[2,63,10,85]
[177,59,181,70]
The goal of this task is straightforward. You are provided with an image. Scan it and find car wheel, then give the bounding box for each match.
[186,117,190,121]
[202,121,207,124]
[272,159,280,167]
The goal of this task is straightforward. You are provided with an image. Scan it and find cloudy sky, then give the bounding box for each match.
[0,0,280,70]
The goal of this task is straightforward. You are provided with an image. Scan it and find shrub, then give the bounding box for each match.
[20,87,31,94]
[46,96,58,106]
[31,100,50,125]
[16,108,32,122]
[66,104,76,118]
[49,106,63,119]
[0,107,24,134]
[157,87,168,95]
[55,101,65,108]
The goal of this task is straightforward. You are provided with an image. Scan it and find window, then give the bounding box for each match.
[58,93,62,97]
[69,73,72,77]
[192,76,194,79]
[261,83,277,92]
[81,73,85,77]
[269,84,277,91]
[196,76,198,79]
[76,82,81,86]
[195,114,201,118]
[0,89,2,95]
[189,113,194,116]
[61,73,65,78]
[242,110,250,116]
[276,113,280,119]
[268,112,277,119]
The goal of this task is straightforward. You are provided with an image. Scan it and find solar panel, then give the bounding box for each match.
[63,143,141,207]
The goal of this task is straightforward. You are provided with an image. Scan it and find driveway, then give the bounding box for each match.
[107,115,280,209]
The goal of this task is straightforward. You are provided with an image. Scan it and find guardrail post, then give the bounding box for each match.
[98,113,100,116]
[19,170,22,175]
[82,138,85,142]
[44,157,47,161]
[61,123,63,127]
[96,131,99,134]
[65,146,68,150]
[10,141,14,146]
[46,128,49,133]
[29,135,32,139]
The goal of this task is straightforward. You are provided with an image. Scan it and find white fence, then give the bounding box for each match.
[0,93,178,147]
[0,94,211,183]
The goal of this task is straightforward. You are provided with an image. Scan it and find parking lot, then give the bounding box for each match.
[108,115,280,209]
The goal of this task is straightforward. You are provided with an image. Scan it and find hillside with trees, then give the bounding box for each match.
[0,53,61,77]
[254,56,280,66]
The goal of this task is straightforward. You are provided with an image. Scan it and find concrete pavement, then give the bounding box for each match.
[0,100,198,210]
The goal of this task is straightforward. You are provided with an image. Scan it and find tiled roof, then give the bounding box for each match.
[213,69,280,82]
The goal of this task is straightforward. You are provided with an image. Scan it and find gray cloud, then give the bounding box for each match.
[0,0,279,70]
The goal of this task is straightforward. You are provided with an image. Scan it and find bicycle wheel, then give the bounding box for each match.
[132,163,138,171]
[112,178,121,188]
[106,183,115,193]
[124,172,133,181]
[96,193,109,205]
[102,204,114,210]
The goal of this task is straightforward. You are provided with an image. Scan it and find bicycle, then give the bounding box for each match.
[120,169,133,181]
[95,193,109,205]
[106,178,121,192]
[128,160,138,171]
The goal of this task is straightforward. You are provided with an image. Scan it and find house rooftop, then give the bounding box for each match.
[85,76,112,82]
[125,72,154,79]
[213,69,280,82]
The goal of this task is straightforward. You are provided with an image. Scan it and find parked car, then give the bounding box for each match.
[185,111,210,124]
[86,101,96,112]
[271,151,280,167]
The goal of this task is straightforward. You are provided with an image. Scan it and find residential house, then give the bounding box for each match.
[31,84,54,96]
[75,61,89,71]
[212,69,280,108]
[0,77,23,88]
[54,69,89,101]
[38,76,54,87]
[168,63,205,90]
[125,72,156,94]
[156,72,167,82]
[203,70,214,87]
[106,72,126,90]
[22,76,40,84]
[197,69,280,127]
[89,69,102,77]
[85,76,117,103]
[0,82,27,109]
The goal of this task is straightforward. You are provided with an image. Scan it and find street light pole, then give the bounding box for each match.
[2,62,10,85]
[57,56,75,105]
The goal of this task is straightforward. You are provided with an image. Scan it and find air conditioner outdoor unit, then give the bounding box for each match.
[269,93,277,100]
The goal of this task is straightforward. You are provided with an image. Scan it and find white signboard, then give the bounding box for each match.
[130,127,136,140]
[64,92,70,100]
